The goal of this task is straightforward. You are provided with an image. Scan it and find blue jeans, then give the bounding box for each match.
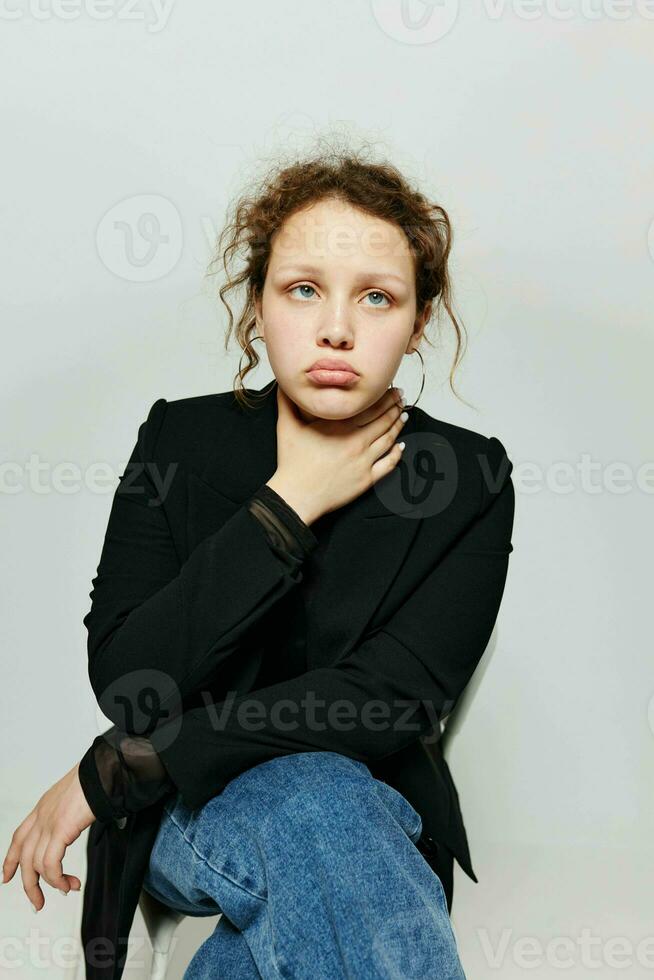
[142,751,466,979]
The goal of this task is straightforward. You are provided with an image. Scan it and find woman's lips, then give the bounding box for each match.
[306,369,360,387]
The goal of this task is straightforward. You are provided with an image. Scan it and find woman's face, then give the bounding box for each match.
[254,197,431,423]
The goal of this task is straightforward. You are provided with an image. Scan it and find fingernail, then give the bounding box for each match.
[400,411,408,422]
[31,903,38,914]
[58,889,68,897]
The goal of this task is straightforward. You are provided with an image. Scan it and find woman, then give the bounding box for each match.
[2,149,515,979]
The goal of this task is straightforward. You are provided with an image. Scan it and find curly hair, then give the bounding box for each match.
[205,137,469,411]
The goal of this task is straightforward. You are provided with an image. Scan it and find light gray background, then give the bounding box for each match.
[1,3,652,977]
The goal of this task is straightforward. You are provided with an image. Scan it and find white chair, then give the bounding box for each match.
[138,887,187,980]
[440,631,497,759]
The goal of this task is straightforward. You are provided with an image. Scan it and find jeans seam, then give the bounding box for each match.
[165,805,268,902]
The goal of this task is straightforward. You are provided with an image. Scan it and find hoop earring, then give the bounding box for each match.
[238,333,265,379]
[390,347,425,410]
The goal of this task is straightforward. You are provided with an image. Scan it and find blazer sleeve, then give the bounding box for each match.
[83,398,318,711]
[77,400,318,823]
[87,434,516,819]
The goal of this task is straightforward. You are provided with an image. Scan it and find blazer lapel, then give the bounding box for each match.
[185,378,424,670]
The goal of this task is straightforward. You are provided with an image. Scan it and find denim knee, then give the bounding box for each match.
[247,751,423,845]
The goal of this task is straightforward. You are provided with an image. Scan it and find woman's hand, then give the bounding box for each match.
[267,385,408,525]
[2,762,96,911]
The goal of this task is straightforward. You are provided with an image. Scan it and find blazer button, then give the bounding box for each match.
[115,816,128,830]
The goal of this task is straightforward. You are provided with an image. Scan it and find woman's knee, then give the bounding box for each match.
[249,754,421,847]
[202,752,421,861]
[230,751,371,808]
[254,750,370,786]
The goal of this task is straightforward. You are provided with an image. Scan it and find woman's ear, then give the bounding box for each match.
[407,301,431,353]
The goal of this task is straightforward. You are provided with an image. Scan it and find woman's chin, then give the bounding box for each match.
[294,383,368,422]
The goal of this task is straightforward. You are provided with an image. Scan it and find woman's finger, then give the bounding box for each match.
[41,835,73,893]
[33,831,50,883]
[33,831,62,892]
[18,835,44,911]
[2,812,37,884]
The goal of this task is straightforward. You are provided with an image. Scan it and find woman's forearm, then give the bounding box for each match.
[79,479,319,823]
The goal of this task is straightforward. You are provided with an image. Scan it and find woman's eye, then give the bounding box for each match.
[362,291,391,308]
[289,284,316,300]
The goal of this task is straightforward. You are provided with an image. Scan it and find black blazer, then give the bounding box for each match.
[78,377,515,980]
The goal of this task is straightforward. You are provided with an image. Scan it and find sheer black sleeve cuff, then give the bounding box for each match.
[78,726,175,825]
[246,484,318,565]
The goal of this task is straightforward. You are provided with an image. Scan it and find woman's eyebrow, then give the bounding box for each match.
[273,264,408,287]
